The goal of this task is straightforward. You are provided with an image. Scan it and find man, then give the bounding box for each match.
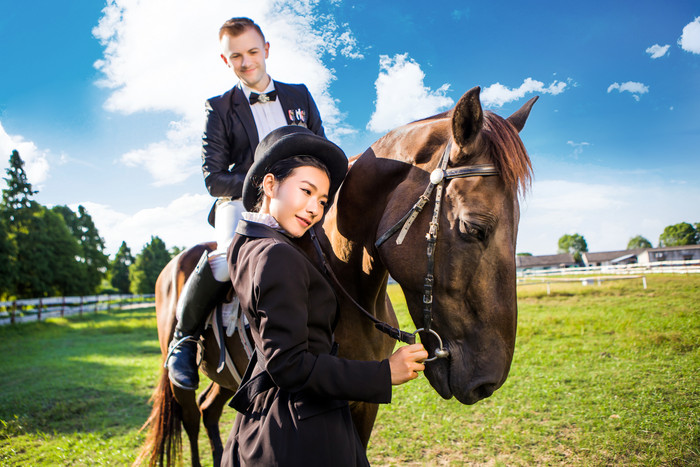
[166,17,326,391]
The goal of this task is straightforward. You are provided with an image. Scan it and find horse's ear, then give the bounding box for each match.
[452,86,483,151]
[506,96,538,133]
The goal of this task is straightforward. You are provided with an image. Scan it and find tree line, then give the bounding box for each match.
[1,150,182,300]
[516,224,700,262]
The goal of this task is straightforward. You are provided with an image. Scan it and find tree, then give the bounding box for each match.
[627,235,652,250]
[2,150,38,226]
[130,236,171,294]
[12,206,84,297]
[109,241,134,293]
[0,217,16,297]
[52,205,109,294]
[658,222,698,247]
[169,245,185,257]
[558,233,588,263]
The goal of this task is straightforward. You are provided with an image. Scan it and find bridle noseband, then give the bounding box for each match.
[313,141,499,362]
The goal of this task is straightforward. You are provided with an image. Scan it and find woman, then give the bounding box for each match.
[221,126,427,467]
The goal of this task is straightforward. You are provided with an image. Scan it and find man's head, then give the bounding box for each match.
[219,17,270,92]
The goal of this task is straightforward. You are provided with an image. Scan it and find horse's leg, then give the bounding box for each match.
[350,401,380,448]
[173,385,202,467]
[198,382,236,467]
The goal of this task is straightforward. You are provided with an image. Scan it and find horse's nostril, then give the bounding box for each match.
[475,383,496,400]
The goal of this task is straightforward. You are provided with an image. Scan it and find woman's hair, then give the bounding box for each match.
[252,155,331,212]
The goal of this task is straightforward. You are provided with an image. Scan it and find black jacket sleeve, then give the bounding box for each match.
[253,243,392,404]
[201,98,247,199]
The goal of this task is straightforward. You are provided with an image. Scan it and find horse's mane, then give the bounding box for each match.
[482,111,533,197]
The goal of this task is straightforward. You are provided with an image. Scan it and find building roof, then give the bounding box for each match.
[647,244,700,253]
[583,249,645,264]
[516,253,576,269]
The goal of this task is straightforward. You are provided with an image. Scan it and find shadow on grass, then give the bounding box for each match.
[0,307,161,437]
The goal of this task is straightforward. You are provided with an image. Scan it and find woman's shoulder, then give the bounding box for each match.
[240,235,308,266]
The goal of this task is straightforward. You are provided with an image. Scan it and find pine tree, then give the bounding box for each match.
[2,150,38,226]
[109,241,134,294]
[1,150,40,297]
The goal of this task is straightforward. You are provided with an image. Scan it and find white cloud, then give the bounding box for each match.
[678,16,700,54]
[77,193,214,255]
[481,77,567,108]
[366,54,453,133]
[645,43,670,58]
[0,121,51,187]
[566,141,590,159]
[607,81,649,101]
[93,0,362,185]
[518,179,700,255]
[119,119,201,186]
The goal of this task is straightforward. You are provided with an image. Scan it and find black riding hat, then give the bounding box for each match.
[242,125,348,211]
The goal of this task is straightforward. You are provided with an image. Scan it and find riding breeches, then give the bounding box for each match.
[210,199,245,282]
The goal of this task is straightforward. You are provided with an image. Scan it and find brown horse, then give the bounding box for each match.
[135,86,536,466]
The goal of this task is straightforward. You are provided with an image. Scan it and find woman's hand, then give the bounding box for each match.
[389,343,429,385]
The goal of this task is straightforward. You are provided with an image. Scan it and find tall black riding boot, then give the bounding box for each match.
[165,251,230,390]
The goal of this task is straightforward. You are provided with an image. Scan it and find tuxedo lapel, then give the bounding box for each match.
[232,85,259,147]
[275,81,306,126]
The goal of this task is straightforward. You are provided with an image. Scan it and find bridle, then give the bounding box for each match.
[312,140,499,362]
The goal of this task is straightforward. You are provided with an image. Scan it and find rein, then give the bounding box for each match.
[313,141,499,362]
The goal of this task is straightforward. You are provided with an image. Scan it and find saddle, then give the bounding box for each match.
[204,297,254,385]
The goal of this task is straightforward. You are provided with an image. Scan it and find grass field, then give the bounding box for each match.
[1,274,698,466]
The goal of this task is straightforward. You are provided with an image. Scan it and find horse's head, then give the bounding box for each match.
[370,87,536,404]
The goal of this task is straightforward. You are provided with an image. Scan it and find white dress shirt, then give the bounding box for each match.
[239,79,288,141]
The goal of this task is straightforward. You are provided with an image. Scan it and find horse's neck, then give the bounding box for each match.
[322,147,408,312]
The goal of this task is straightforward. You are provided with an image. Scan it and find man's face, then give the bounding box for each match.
[220,28,270,92]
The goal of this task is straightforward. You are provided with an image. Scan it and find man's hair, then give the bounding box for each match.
[219,17,266,42]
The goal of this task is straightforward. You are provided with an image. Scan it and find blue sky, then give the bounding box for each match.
[1,0,699,256]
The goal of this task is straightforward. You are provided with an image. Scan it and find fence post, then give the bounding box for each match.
[546,281,551,295]
[642,276,647,289]
[38,298,43,321]
[107,295,111,313]
[80,296,84,316]
[61,296,65,317]
[11,300,16,325]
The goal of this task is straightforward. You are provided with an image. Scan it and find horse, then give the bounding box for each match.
[135,86,536,466]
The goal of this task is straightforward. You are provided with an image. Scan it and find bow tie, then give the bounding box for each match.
[249,90,277,105]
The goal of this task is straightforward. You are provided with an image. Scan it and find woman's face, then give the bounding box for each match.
[262,165,330,238]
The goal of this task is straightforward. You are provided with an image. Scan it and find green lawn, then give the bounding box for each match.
[1,274,698,466]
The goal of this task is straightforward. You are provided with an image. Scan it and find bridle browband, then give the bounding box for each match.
[313,141,499,362]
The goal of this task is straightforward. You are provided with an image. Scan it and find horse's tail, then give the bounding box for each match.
[133,365,183,467]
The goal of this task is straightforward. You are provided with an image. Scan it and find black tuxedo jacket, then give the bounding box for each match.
[202,81,325,225]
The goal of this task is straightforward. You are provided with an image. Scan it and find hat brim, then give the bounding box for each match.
[242,126,348,212]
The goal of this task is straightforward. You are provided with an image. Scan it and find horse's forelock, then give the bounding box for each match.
[482,112,533,196]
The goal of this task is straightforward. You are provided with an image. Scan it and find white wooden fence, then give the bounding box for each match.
[518,275,648,295]
[0,294,155,326]
[518,259,700,279]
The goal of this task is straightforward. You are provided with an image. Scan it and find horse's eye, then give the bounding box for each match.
[458,220,487,242]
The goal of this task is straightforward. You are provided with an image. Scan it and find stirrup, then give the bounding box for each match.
[163,334,199,368]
